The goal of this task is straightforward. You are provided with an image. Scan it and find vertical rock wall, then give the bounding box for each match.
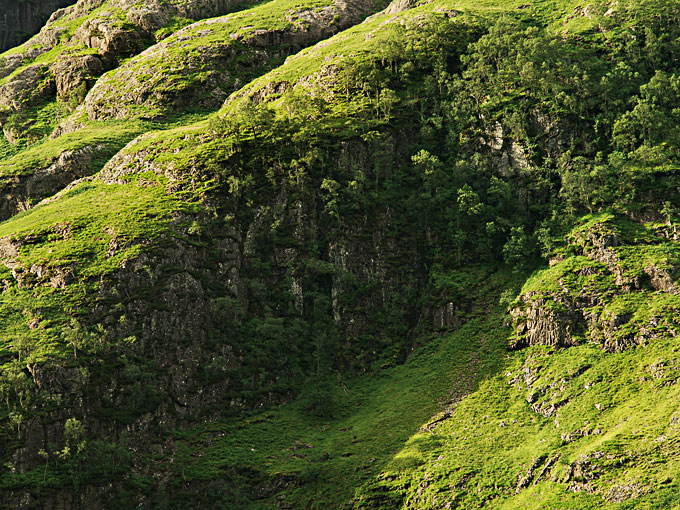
[0,0,76,52]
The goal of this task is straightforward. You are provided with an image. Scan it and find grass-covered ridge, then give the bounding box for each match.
[69,0,382,123]
[0,176,196,363]
[0,0,266,146]
[0,0,389,224]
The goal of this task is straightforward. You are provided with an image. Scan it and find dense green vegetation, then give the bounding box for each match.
[0,0,680,508]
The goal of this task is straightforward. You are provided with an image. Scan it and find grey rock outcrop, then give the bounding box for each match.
[510,217,680,353]
[0,144,105,219]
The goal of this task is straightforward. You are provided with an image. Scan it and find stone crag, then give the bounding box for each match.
[0,0,76,52]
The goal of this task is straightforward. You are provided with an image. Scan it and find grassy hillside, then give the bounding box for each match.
[356,214,680,508]
[165,270,512,508]
[0,0,679,507]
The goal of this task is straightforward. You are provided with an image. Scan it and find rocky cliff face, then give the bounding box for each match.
[0,0,75,52]
[2,0,680,508]
[0,0,431,506]
[510,215,680,353]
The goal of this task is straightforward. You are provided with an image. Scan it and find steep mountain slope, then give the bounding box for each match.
[0,0,680,508]
[356,214,680,509]
[0,0,76,53]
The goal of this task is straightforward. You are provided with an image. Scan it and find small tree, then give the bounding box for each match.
[378,88,398,122]
[662,201,677,225]
[503,226,534,271]
[61,417,87,490]
[413,149,445,211]
[63,319,84,358]
[38,448,49,482]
